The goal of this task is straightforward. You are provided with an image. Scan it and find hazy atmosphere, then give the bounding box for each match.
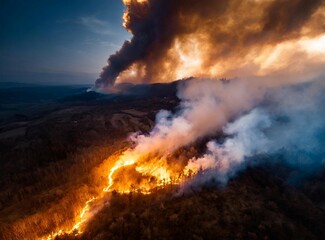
[1,1,325,240]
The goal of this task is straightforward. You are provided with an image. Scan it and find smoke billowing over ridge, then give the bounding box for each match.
[96,0,325,88]
[94,0,325,192]
[112,78,325,194]
[186,80,325,187]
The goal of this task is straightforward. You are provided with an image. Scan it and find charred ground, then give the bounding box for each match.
[0,82,324,240]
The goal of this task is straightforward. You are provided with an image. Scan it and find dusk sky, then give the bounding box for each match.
[0,0,130,84]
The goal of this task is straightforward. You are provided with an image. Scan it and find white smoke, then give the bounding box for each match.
[129,79,264,157]
[185,80,325,186]
[186,108,272,184]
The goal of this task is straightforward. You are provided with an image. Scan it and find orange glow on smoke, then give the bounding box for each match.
[41,1,325,238]
[115,1,325,84]
[117,32,325,84]
[123,0,148,4]
[122,0,149,29]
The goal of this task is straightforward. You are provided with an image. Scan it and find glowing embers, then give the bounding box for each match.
[104,152,185,194]
[45,197,97,240]
[71,196,97,233]
[44,150,189,239]
[104,154,137,192]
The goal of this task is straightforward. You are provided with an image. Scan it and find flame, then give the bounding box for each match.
[42,147,190,239]
[45,197,96,240]
[103,150,184,194]
[41,31,325,235]
[104,153,137,192]
[40,1,325,237]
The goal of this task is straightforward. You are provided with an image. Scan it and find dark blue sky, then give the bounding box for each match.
[0,0,130,84]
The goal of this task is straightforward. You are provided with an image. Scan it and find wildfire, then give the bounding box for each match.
[45,197,96,240]
[104,150,186,194]
[42,147,193,239]
[41,0,325,238]
[104,153,136,192]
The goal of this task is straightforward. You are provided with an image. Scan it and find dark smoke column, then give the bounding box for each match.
[95,35,153,88]
[95,0,160,88]
[95,0,183,89]
[95,0,324,89]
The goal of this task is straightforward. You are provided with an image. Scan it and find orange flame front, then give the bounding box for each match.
[45,196,96,239]
[42,148,193,239]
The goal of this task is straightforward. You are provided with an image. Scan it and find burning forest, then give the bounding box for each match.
[1,0,325,239]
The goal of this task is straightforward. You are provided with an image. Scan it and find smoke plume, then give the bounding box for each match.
[185,80,325,186]
[129,79,263,156]
[96,0,325,88]
[96,0,325,191]
[107,73,325,193]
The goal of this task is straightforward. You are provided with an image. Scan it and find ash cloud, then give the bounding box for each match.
[96,0,325,88]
